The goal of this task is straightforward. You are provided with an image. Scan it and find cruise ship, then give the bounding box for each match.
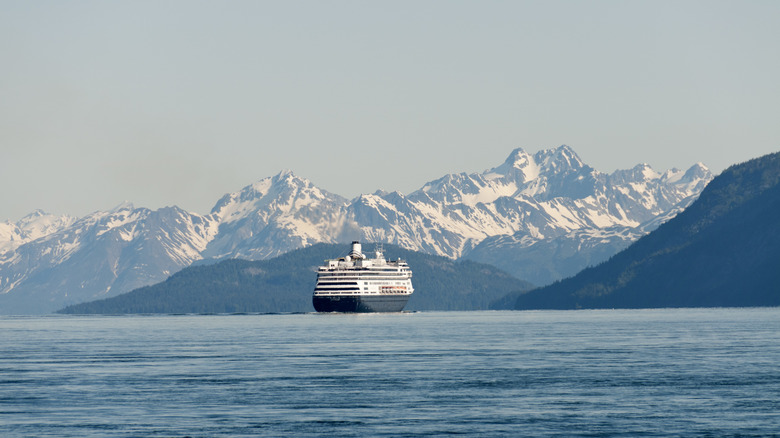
[312,241,414,313]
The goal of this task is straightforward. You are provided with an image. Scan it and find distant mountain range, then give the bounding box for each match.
[498,152,780,310]
[57,243,533,314]
[0,145,711,314]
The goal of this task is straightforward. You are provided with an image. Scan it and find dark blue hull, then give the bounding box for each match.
[313,294,410,313]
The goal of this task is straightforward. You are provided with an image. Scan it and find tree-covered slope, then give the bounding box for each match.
[503,151,780,310]
[57,243,533,314]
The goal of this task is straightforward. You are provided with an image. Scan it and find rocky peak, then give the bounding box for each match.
[681,162,711,182]
[210,170,343,221]
[487,147,537,181]
[534,145,587,174]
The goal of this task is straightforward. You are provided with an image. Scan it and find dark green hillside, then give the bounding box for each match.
[502,152,780,310]
[57,243,532,314]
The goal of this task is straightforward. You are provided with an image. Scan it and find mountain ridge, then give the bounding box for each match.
[0,145,712,314]
[502,151,780,310]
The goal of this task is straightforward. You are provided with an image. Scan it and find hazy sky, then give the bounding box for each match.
[2,1,779,221]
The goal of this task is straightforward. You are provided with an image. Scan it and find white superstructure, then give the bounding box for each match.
[313,241,414,298]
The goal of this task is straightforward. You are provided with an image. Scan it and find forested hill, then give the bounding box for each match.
[57,243,533,314]
[502,151,780,310]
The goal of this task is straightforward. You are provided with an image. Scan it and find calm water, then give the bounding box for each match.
[2,309,780,437]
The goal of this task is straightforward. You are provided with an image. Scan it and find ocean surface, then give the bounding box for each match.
[2,309,780,437]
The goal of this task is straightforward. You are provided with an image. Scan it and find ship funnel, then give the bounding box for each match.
[348,241,364,259]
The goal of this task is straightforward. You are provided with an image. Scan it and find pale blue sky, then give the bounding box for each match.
[2,1,779,221]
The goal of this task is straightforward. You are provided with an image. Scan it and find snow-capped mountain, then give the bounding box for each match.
[202,170,357,260]
[0,210,76,255]
[461,194,702,286]
[350,146,711,266]
[0,145,713,314]
[0,204,218,313]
